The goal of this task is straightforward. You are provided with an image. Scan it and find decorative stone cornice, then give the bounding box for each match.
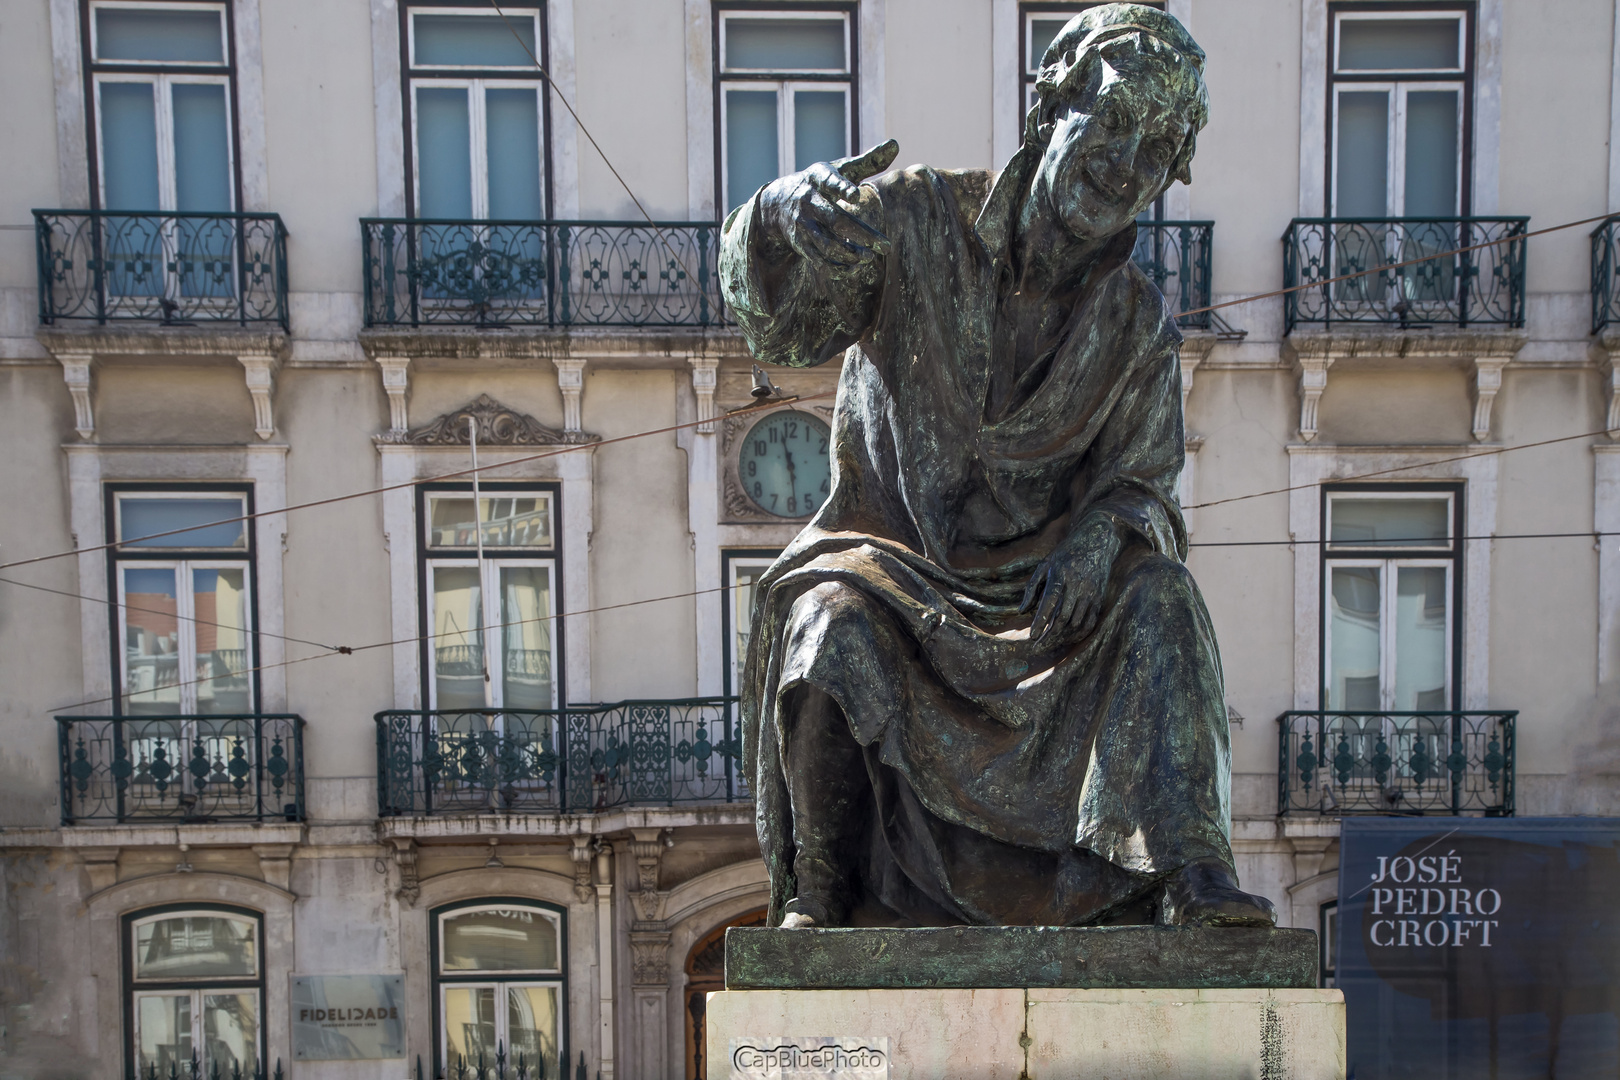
[1283,328,1528,442]
[402,394,599,446]
[36,326,290,441]
[357,326,749,366]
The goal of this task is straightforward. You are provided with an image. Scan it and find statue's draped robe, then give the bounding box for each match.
[722,154,1233,927]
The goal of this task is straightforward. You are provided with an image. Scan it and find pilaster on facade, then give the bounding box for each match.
[689,354,720,434]
[1177,330,1216,433]
[1284,328,1527,442]
[37,327,290,442]
[375,354,412,436]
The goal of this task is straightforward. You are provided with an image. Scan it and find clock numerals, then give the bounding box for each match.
[740,411,833,519]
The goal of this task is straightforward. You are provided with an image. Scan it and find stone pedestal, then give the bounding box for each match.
[707,986,1345,1079]
[707,927,1344,1079]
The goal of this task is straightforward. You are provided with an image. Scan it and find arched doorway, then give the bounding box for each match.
[683,908,767,1079]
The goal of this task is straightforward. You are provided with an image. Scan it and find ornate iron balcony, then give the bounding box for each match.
[361,218,726,328]
[34,209,289,328]
[1133,220,1213,330]
[57,713,305,824]
[1592,214,1620,334]
[1282,217,1528,332]
[1277,710,1516,816]
[375,698,745,816]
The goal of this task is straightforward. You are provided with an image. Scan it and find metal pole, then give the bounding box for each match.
[468,416,494,709]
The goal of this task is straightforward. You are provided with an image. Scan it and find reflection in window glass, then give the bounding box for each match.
[507,986,560,1076]
[1335,91,1389,219]
[123,566,182,715]
[501,567,552,710]
[120,498,247,549]
[443,986,497,1067]
[1330,498,1449,547]
[432,566,486,711]
[724,18,845,70]
[96,8,226,64]
[726,89,780,211]
[135,915,258,979]
[1393,566,1448,710]
[203,993,259,1074]
[1329,566,1381,711]
[172,83,232,213]
[414,13,536,66]
[1403,90,1459,217]
[428,495,553,549]
[1028,17,1069,70]
[1338,18,1459,71]
[416,86,474,219]
[193,568,252,713]
[442,908,559,972]
[101,81,162,211]
[793,91,847,171]
[136,994,193,1078]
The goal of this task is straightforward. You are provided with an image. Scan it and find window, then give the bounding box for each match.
[433,901,565,1076]
[715,5,855,213]
[110,487,256,715]
[1329,7,1471,217]
[403,4,549,219]
[87,1,237,213]
[418,486,559,711]
[1321,485,1462,712]
[1319,900,1338,988]
[721,550,780,697]
[125,907,263,1079]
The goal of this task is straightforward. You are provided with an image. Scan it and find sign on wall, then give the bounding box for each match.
[291,975,407,1061]
[1338,817,1620,1079]
[728,1037,890,1079]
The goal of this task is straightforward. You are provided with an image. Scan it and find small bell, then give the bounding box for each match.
[750,364,777,399]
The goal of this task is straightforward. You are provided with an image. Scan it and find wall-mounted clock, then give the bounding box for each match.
[736,411,832,519]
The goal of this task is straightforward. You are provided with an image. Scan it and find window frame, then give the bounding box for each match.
[105,483,261,717]
[720,548,781,699]
[1318,482,1464,712]
[399,0,552,220]
[415,481,565,712]
[1319,900,1338,988]
[123,903,266,1080]
[711,2,859,215]
[82,0,242,213]
[1325,2,1475,217]
[430,898,568,1076]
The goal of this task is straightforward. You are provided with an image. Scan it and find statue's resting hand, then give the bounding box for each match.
[1020,515,1125,643]
[757,140,898,273]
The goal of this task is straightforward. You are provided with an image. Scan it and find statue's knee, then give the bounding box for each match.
[1120,554,1196,614]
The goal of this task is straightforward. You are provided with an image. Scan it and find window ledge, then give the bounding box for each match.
[375,804,755,842]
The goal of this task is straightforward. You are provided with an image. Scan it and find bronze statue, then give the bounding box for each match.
[720,4,1275,930]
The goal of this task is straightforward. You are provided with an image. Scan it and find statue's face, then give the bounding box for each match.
[1034,60,1190,240]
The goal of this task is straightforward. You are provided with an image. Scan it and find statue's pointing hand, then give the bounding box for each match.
[760,139,898,273]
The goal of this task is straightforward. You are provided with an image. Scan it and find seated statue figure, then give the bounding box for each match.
[720,3,1276,929]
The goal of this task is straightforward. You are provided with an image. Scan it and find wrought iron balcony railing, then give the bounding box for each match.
[361,219,725,328]
[34,209,289,328]
[1133,220,1213,331]
[57,713,305,824]
[1592,214,1620,334]
[1278,710,1515,816]
[1282,217,1528,332]
[375,698,745,816]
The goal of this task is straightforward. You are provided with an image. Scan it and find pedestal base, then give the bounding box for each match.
[706,987,1346,1079]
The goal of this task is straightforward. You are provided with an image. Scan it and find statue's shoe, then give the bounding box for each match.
[780,894,839,928]
[1160,857,1278,927]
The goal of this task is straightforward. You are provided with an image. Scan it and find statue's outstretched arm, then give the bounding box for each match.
[720,141,898,368]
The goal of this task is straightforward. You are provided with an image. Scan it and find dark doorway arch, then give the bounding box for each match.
[683,907,767,1079]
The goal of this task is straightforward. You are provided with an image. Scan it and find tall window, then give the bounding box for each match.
[716,6,855,213]
[1321,485,1462,712]
[126,907,263,1079]
[1329,7,1471,218]
[419,486,559,711]
[87,1,237,213]
[433,901,565,1076]
[110,487,256,715]
[721,550,780,697]
[404,4,549,219]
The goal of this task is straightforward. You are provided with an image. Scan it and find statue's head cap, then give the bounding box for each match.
[1028,3,1209,182]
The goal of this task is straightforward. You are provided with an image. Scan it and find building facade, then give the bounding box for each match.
[1,0,1619,1076]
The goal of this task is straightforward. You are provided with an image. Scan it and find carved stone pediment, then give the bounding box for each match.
[405,394,598,446]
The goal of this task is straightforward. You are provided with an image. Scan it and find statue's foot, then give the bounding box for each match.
[780,894,839,928]
[1160,857,1277,927]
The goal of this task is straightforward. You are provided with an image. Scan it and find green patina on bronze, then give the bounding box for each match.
[720,4,1279,930]
[722,926,1320,990]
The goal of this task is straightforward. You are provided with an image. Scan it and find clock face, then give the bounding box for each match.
[740,411,832,518]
